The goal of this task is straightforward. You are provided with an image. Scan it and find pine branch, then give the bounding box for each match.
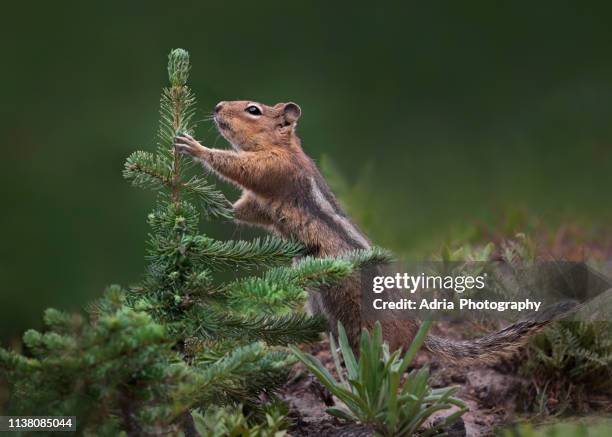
[182,176,232,219]
[222,250,391,314]
[175,342,266,409]
[242,313,326,345]
[124,49,232,214]
[222,257,356,316]
[340,246,394,267]
[260,256,354,288]
[202,352,292,411]
[147,200,201,236]
[124,157,231,219]
[226,278,307,316]
[185,306,325,346]
[175,343,292,412]
[43,308,84,335]
[254,247,391,289]
[164,49,194,204]
[190,236,304,270]
[0,348,39,375]
[123,151,173,191]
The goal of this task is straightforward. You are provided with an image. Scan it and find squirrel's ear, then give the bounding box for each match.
[283,102,301,125]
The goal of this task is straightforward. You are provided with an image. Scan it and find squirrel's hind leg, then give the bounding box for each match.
[233,193,275,230]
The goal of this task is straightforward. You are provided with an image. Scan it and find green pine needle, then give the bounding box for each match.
[185,305,325,346]
[123,150,173,190]
[191,236,305,270]
[168,48,191,87]
[182,176,232,219]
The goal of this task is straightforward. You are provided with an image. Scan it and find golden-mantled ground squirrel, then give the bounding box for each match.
[175,100,560,361]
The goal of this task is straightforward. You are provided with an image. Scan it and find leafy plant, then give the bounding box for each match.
[291,321,467,437]
[490,236,612,414]
[498,233,536,264]
[521,321,612,414]
[192,403,289,437]
[437,242,495,263]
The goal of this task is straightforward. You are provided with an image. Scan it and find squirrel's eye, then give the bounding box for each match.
[245,105,262,116]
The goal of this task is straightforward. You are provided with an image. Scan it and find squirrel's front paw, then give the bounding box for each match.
[174,133,206,157]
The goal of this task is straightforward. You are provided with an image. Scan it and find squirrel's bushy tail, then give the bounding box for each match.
[423,301,579,363]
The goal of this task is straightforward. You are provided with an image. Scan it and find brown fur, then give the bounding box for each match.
[174,100,567,361]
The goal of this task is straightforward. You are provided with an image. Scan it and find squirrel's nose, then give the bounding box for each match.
[215,102,225,113]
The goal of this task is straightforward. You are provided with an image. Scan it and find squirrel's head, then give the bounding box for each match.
[213,100,302,152]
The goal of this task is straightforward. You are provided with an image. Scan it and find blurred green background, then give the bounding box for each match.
[0,1,611,341]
